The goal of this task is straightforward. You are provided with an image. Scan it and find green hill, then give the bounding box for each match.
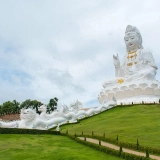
[60,104,160,148]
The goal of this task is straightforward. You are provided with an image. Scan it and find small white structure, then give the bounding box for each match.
[99,25,160,104]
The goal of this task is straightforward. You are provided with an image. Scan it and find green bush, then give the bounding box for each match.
[0,128,60,135]
[146,149,149,158]
[92,131,94,136]
[137,139,139,150]
[116,135,118,141]
[103,133,105,138]
[119,145,122,156]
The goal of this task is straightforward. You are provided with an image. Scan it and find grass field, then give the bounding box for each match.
[60,104,160,148]
[0,134,122,160]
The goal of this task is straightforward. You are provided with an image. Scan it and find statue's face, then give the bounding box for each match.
[124,32,141,52]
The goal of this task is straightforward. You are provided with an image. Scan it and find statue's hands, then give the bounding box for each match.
[113,54,120,67]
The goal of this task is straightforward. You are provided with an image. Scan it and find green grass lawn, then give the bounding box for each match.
[60,104,160,149]
[0,134,122,160]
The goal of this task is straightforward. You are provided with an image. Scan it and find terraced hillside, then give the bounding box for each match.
[60,104,160,148]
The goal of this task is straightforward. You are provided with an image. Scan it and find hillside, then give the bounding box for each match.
[59,104,160,148]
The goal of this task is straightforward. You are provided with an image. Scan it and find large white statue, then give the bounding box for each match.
[99,25,160,104]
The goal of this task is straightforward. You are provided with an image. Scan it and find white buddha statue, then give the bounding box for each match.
[103,25,158,88]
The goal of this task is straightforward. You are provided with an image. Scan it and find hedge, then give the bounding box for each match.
[0,128,60,135]
[63,134,150,160]
[76,134,160,156]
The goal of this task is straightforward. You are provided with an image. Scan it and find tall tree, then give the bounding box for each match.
[47,97,58,113]
[31,100,43,114]
[20,99,32,109]
[12,100,20,114]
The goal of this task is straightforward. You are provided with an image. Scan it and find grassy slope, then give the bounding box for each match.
[0,134,122,160]
[60,104,160,148]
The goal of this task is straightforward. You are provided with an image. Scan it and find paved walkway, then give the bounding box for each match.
[78,137,160,160]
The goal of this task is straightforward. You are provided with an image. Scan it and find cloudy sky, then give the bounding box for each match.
[0,0,160,107]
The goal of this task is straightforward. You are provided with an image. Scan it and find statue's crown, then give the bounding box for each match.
[125,25,140,35]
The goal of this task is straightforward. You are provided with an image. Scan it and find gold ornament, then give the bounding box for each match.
[117,78,124,84]
[127,53,137,60]
[128,50,137,54]
[127,62,133,66]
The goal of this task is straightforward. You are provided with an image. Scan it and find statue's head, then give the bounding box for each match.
[124,25,143,52]
[20,108,36,122]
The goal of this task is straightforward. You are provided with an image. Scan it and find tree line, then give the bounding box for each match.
[0,97,58,116]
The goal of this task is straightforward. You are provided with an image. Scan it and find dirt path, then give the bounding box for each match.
[78,137,160,160]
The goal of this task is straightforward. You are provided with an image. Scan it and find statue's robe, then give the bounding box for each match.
[103,49,157,88]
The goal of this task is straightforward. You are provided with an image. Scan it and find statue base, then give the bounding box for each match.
[98,80,160,105]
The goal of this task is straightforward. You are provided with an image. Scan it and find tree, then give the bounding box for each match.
[0,105,3,116]
[20,99,43,114]
[0,100,20,116]
[12,100,20,114]
[46,97,58,113]
[20,99,32,109]
[1,101,14,115]
[31,100,43,114]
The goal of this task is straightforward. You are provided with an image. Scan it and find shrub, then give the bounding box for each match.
[0,128,60,135]
[119,145,123,156]
[146,149,149,158]
[103,133,105,138]
[92,131,94,136]
[76,134,160,156]
[65,134,148,160]
[116,135,118,141]
[137,139,139,150]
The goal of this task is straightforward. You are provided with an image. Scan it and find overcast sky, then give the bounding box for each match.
[0,0,160,107]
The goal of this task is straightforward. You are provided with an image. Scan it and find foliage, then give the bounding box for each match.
[46,97,58,113]
[103,133,105,138]
[20,99,43,114]
[0,100,20,116]
[0,98,58,116]
[137,139,139,150]
[146,149,149,158]
[119,145,123,156]
[0,128,60,135]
